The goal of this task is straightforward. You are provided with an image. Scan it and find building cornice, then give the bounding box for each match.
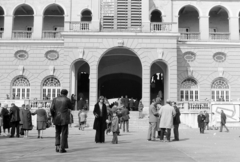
[0,40,64,46]
[178,41,240,47]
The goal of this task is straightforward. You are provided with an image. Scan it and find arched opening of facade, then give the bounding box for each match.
[70,60,90,110]
[81,9,92,22]
[13,4,34,39]
[42,76,61,100]
[11,76,30,100]
[150,10,162,22]
[98,48,142,104]
[178,5,199,40]
[211,78,230,102]
[43,4,64,39]
[209,6,229,40]
[150,61,168,104]
[179,78,199,102]
[0,6,4,38]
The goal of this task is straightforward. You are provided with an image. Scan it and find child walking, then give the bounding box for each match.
[111,112,119,144]
[78,109,87,131]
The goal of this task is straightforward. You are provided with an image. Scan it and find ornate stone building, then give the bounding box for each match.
[0,0,240,111]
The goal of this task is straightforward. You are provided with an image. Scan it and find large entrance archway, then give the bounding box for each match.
[71,60,90,110]
[150,61,168,104]
[98,47,142,101]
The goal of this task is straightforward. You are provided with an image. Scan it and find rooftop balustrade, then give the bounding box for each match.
[150,22,175,32]
[209,32,230,41]
[69,21,91,31]
[179,32,200,41]
[12,31,32,39]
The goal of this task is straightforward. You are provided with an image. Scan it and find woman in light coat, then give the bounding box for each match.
[138,100,144,119]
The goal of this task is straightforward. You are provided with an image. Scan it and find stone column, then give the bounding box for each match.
[89,63,98,111]
[32,15,43,39]
[142,64,151,114]
[199,16,209,40]
[229,17,239,41]
[141,0,150,32]
[91,0,100,31]
[3,15,13,39]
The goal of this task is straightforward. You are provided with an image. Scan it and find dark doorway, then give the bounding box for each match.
[77,71,89,100]
[150,73,164,102]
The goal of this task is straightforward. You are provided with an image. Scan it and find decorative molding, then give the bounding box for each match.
[78,49,84,58]
[49,66,55,75]
[157,49,164,59]
[218,67,224,77]
[18,65,24,75]
[117,40,124,47]
[187,67,193,76]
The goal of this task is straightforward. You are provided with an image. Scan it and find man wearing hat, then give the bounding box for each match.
[159,99,176,142]
[147,99,160,141]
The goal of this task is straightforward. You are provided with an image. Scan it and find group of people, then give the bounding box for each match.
[148,99,181,142]
[197,110,229,134]
[0,103,51,138]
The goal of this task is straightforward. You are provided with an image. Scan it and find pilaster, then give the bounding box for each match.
[3,15,13,39]
[229,17,239,41]
[199,16,209,41]
[32,15,43,39]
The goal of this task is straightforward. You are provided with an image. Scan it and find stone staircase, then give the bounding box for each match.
[71,111,190,130]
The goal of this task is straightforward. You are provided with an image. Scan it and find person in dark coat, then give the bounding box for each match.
[93,96,108,143]
[70,94,76,110]
[1,104,11,135]
[9,103,20,138]
[197,111,206,134]
[32,103,48,138]
[21,105,33,138]
[204,111,210,130]
[134,99,139,111]
[121,106,130,132]
[129,98,134,111]
[173,102,181,141]
[220,110,229,132]
[77,97,85,110]
[50,89,72,153]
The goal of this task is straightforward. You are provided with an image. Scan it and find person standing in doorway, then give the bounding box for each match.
[129,98,134,111]
[173,102,181,141]
[70,94,76,110]
[220,110,229,132]
[77,97,85,111]
[204,111,210,130]
[138,100,144,119]
[51,89,72,153]
[159,100,176,142]
[93,96,108,143]
[198,111,206,134]
[9,103,20,138]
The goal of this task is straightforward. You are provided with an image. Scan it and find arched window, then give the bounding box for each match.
[150,10,162,22]
[42,77,61,100]
[180,78,199,101]
[81,9,92,22]
[12,76,30,100]
[211,78,230,102]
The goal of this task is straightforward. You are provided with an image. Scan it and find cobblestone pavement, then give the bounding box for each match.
[0,126,240,162]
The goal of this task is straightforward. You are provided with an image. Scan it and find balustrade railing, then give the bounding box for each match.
[209,32,229,40]
[150,22,173,32]
[177,101,210,112]
[12,31,32,39]
[27,100,52,109]
[42,31,62,39]
[179,32,200,40]
[69,22,90,31]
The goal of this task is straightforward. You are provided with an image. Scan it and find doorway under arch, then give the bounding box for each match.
[98,47,142,101]
[150,61,168,104]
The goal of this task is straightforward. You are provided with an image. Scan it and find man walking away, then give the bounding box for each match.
[220,110,229,132]
[173,102,181,141]
[204,111,209,130]
[9,103,20,138]
[51,89,72,153]
[147,100,160,141]
[159,100,176,142]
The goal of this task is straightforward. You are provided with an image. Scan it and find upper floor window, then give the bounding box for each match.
[81,9,92,22]
[180,78,199,102]
[211,78,230,102]
[150,10,162,22]
[0,6,4,38]
[42,77,61,100]
[101,0,142,31]
[12,76,30,100]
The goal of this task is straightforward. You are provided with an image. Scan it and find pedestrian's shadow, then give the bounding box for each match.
[179,138,189,141]
[68,147,98,153]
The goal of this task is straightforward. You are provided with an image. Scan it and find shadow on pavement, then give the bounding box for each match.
[68,147,98,153]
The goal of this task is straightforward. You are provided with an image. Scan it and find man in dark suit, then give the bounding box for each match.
[220,110,229,132]
[50,89,72,153]
[204,111,210,130]
[173,102,181,141]
[9,103,20,138]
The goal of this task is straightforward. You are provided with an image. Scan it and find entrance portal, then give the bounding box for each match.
[98,48,142,100]
[150,61,168,103]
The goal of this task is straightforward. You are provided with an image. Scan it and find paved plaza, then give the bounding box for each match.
[0,126,240,162]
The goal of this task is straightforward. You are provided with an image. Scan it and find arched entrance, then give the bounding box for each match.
[71,60,90,109]
[98,47,142,100]
[150,61,168,103]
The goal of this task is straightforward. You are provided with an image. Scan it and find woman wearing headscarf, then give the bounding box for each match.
[21,105,33,138]
[93,96,108,143]
[32,103,48,138]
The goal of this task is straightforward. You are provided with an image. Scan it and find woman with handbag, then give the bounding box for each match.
[21,105,33,138]
[32,103,48,138]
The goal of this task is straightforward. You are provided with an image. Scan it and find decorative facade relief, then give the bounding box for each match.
[49,66,55,75]
[18,65,24,75]
[187,67,193,76]
[157,49,164,59]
